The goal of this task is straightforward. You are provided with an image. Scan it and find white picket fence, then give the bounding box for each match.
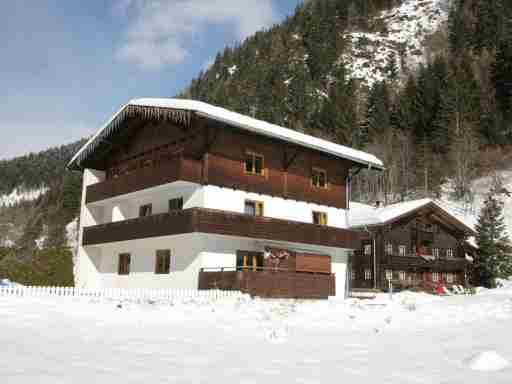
[0,286,244,303]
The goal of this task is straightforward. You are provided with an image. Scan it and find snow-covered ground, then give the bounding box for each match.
[343,0,449,86]
[1,282,512,383]
[0,186,48,207]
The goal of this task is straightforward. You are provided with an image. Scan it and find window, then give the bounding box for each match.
[169,197,183,211]
[244,200,264,217]
[447,273,454,283]
[385,243,393,255]
[432,272,439,283]
[311,168,327,188]
[236,251,263,271]
[446,249,454,258]
[364,268,372,280]
[398,245,407,256]
[351,270,356,280]
[245,152,264,176]
[118,253,131,275]
[433,248,439,258]
[399,271,406,281]
[364,244,372,256]
[385,269,393,280]
[139,204,152,217]
[312,211,328,226]
[155,250,171,274]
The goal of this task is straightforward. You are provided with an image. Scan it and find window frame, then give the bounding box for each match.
[385,269,393,280]
[244,151,265,176]
[432,272,440,283]
[312,211,328,226]
[364,268,372,281]
[363,243,372,256]
[155,249,171,274]
[446,248,454,258]
[398,245,407,257]
[139,204,152,217]
[399,270,406,281]
[385,243,393,255]
[244,199,264,217]
[118,253,131,275]
[311,167,328,189]
[169,197,184,212]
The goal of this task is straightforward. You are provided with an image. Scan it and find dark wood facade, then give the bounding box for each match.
[198,269,335,299]
[84,115,351,208]
[83,207,360,249]
[351,208,475,292]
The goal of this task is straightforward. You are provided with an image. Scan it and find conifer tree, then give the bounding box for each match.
[475,188,512,287]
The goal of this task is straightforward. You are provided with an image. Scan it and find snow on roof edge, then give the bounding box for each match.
[349,198,476,235]
[68,98,384,170]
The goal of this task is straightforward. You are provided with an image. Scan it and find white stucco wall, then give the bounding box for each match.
[85,182,348,229]
[75,168,106,288]
[78,233,349,297]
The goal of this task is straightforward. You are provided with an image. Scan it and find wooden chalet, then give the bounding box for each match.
[69,99,384,299]
[349,199,477,292]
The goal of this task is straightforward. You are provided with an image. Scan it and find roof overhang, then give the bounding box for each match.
[67,99,384,171]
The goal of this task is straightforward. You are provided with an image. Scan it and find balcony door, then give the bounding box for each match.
[236,251,263,271]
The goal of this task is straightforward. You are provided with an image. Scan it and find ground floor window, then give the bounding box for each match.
[447,272,454,283]
[118,253,131,275]
[432,272,440,283]
[399,270,406,281]
[364,268,372,280]
[236,251,264,271]
[155,250,171,274]
[385,269,393,280]
[385,243,393,255]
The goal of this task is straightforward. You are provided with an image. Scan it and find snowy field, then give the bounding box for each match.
[1,284,512,383]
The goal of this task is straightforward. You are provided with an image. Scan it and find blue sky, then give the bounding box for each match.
[0,0,301,160]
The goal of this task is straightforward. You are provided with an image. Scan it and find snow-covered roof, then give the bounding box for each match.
[349,198,476,235]
[68,98,384,170]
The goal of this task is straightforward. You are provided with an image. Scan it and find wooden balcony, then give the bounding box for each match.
[86,156,202,204]
[82,207,360,248]
[198,267,335,299]
[388,255,469,271]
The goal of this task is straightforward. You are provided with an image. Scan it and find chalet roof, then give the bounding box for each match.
[67,98,384,171]
[349,198,476,236]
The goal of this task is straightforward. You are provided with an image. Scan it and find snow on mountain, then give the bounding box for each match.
[343,0,450,86]
[0,187,48,207]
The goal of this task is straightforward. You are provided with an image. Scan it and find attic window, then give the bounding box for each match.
[311,168,327,188]
[245,152,264,176]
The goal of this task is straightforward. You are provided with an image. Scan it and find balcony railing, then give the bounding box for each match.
[86,156,202,204]
[83,207,361,249]
[198,267,335,299]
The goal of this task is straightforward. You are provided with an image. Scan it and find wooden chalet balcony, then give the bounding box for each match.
[82,208,360,248]
[198,267,335,299]
[85,156,202,204]
[389,255,469,271]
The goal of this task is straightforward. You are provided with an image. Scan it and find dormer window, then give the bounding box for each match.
[245,152,264,176]
[311,168,327,188]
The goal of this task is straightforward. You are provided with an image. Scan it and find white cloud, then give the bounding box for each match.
[115,0,277,70]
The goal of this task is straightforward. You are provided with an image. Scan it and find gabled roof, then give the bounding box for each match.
[67,98,384,171]
[349,198,476,236]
